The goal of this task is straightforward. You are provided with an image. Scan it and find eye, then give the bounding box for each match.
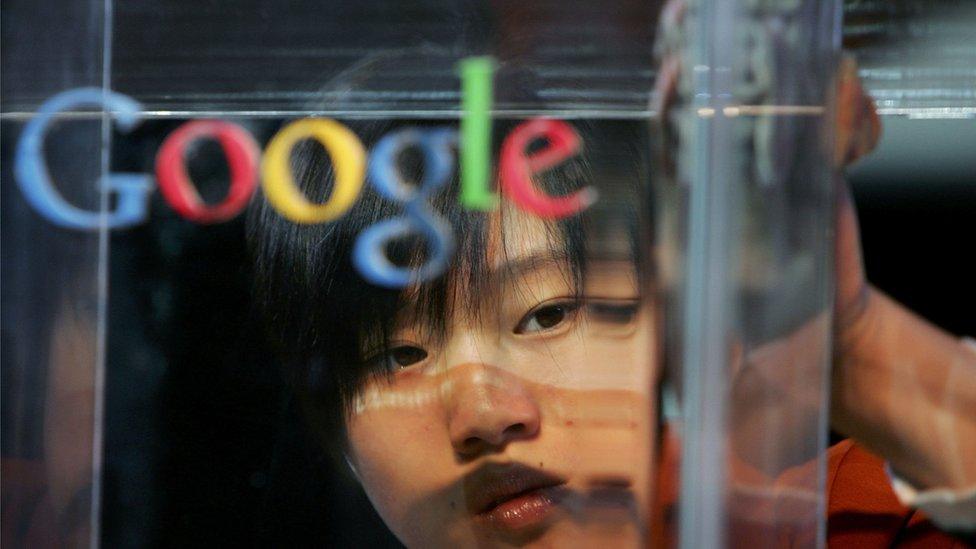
[387,345,428,369]
[365,344,428,371]
[514,301,579,334]
[587,300,639,324]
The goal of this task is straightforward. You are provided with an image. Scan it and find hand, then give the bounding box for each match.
[829,57,976,492]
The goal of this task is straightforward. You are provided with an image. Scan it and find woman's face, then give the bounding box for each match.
[344,215,658,547]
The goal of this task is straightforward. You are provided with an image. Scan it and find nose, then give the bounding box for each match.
[445,363,542,458]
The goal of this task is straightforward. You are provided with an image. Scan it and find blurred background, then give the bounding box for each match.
[2,0,974,547]
[843,0,976,340]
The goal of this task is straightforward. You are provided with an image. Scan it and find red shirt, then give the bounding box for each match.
[653,437,971,547]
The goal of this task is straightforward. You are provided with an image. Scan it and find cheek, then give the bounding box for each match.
[344,381,455,541]
[535,333,657,505]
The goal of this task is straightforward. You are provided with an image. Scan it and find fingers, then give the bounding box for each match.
[834,55,882,169]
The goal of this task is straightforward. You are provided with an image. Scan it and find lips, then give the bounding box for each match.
[464,462,568,531]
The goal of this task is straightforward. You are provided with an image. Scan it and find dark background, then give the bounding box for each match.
[855,181,976,338]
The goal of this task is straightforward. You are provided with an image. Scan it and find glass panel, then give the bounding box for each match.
[109,1,658,116]
[3,0,849,546]
[654,0,841,547]
[1,1,109,546]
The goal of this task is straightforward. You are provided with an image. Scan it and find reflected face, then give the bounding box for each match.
[344,215,657,547]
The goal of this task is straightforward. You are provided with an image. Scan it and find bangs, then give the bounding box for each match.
[246,118,648,448]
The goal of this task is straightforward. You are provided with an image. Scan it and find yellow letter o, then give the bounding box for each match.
[261,118,366,224]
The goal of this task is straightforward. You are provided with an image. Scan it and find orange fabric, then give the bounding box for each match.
[826,440,967,548]
[652,432,970,548]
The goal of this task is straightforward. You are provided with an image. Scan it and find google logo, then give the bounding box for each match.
[13,58,597,288]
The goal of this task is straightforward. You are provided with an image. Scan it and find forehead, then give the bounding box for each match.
[486,205,562,268]
[484,206,638,298]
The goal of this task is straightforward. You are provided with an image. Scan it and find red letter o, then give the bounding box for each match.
[155,120,260,224]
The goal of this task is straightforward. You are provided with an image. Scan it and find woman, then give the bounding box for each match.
[246,71,975,546]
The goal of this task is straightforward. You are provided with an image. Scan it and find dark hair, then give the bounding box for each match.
[246,119,651,456]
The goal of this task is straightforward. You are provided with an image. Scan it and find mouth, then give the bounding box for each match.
[464,462,569,532]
